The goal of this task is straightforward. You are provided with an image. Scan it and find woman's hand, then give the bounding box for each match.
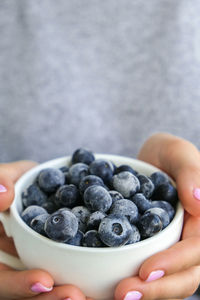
[0,161,92,300]
[114,133,200,300]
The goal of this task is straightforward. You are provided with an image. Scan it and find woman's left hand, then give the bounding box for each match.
[114,133,200,300]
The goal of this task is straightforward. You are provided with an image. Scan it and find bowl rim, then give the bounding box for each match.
[11,154,184,254]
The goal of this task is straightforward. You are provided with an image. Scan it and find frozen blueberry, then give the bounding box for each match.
[125,224,141,245]
[137,175,154,198]
[59,166,70,182]
[115,165,138,176]
[150,171,169,189]
[68,163,89,186]
[151,200,175,221]
[38,168,65,193]
[60,166,69,173]
[41,201,57,214]
[21,205,47,226]
[109,190,123,203]
[65,230,84,246]
[41,193,58,213]
[56,207,71,213]
[152,182,178,206]
[131,193,152,214]
[22,184,47,207]
[137,212,163,239]
[89,159,114,184]
[87,211,106,230]
[112,171,140,198]
[71,206,90,232]
[72,148,95,165]
[110,199,139,224]
[30,213,49,235]
[84,185,112,212]
[83,230,105,247]
[79,175,105,195]
[55,184,80,208]
[98,214,132,247]
[144,207,170,228]
[44,210,78,242]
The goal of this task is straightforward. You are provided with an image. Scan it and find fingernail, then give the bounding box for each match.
[146,269,165,282]
[0,184,7,193]
[193,188,200,200]
[63,298,72,300]
[30,282,53,293]
[124,291,143,300]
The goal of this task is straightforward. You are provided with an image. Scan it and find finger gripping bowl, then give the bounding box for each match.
[0,155,184,300]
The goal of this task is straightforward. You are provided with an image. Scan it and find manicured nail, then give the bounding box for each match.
[31,282,53,293]
[124,291,143,300]
[146,269,165,282]
[193,188,200,200]
[0,184,7,193]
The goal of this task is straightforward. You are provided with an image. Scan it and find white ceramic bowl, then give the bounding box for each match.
[0,154,184,300]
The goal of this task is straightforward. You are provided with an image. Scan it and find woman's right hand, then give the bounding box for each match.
[0,161,92,300]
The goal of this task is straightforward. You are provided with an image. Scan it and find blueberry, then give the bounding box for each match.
[109,190,123,203]
[110,199,139,224]
[65,230,84,246]
[137,175,154,198]
[87,211,106,230]
[125,224,141,245]
[89,159,114,184]
[131,193,152,214]
[30,213,49,235]
[150,171,169,189]
[137,212,163,239]
[144,207,170,228]
[44,210,78,242]
[151,200,175,221]
[71,206,90,232]
[55,184,80,208]
[22,184,47,207]
[60,166,69,173]
[112,171,140,198]
[38,168,65,193]
[59,166,70,183]
[84,185,112,212]
[83,230,105,247]
[72,148,95,165]
[152,182,178,206]
[68,163,89,186]
[21,205,47,226]
[41,201,57,214]
[56,207,71,213]
[79,175,105,195]
[115,165,138,176]
[98,214,132,247]
[41,193,58,213]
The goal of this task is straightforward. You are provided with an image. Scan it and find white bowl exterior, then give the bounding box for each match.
[9,155,184,300]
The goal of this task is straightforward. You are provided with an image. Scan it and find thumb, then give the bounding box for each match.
[0,160,37,211]
[138,133,200,216]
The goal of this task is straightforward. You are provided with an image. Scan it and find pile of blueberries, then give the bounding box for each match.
[21,148,178,248]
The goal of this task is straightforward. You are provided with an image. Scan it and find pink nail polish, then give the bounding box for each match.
[0,184,7,193]
[30,282,53,293]
[124,291,143,300]
[146,269,165,282]
[193,188,200,200]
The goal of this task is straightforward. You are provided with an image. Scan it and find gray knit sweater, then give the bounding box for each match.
[0,0,200,163]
